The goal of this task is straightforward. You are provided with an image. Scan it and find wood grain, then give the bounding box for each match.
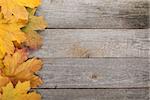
[36,89,149,100]
[38,58,149,88]
[31,29,149,58]
[35,1,150,99]
[37,0,149,29]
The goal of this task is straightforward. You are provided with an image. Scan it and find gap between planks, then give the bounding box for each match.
[36,87,150,89]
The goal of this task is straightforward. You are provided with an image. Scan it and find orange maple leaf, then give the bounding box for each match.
[22,8,47,49]
[0,49,43,88]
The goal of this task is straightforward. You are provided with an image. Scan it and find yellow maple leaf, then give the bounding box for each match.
[1,49,43,88]
[0,14,26,59]
[1,81,41,100]
[0,0,41,20]
[22,8,47,49]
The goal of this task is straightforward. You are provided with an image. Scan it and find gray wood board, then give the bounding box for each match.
[36,89,149,100]
[38,0,149,29]
[38,58,149,88]
[32,29,149,58]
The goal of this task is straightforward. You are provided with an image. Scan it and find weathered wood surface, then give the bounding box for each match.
[38,58,149,88]
[36,0,150,99]
[32,29,149,58]
[38,0,149,29]
[36,89,149,100]
[147,29,149,99]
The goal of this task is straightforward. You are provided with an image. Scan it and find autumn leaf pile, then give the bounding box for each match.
[0,0,47,100]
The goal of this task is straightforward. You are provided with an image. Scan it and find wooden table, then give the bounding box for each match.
[34,0,150,99]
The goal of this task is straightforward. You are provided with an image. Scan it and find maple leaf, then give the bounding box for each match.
[1,49,43,88]
[0,60,3,68]
[1,81,41,100]
[0,0,41,20]
[22,8,47,49]
[0,76,9,93]
[0,14,26,59]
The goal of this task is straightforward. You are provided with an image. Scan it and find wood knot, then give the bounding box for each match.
[90,74,98,80]
[88,73,101,82]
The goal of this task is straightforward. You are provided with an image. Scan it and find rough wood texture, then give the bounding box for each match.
[32,29,149,58]
[38,58,149,88]
[35,0,150,99]
[36,89,149,100]
[37,0,149,29]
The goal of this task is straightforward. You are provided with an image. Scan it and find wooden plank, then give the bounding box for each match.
[38,0,149,29]
[149,88,150,100]
[38,58,149,88]
[36,89,149,100]
[148,50,150,98]
[32,29,149,58]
